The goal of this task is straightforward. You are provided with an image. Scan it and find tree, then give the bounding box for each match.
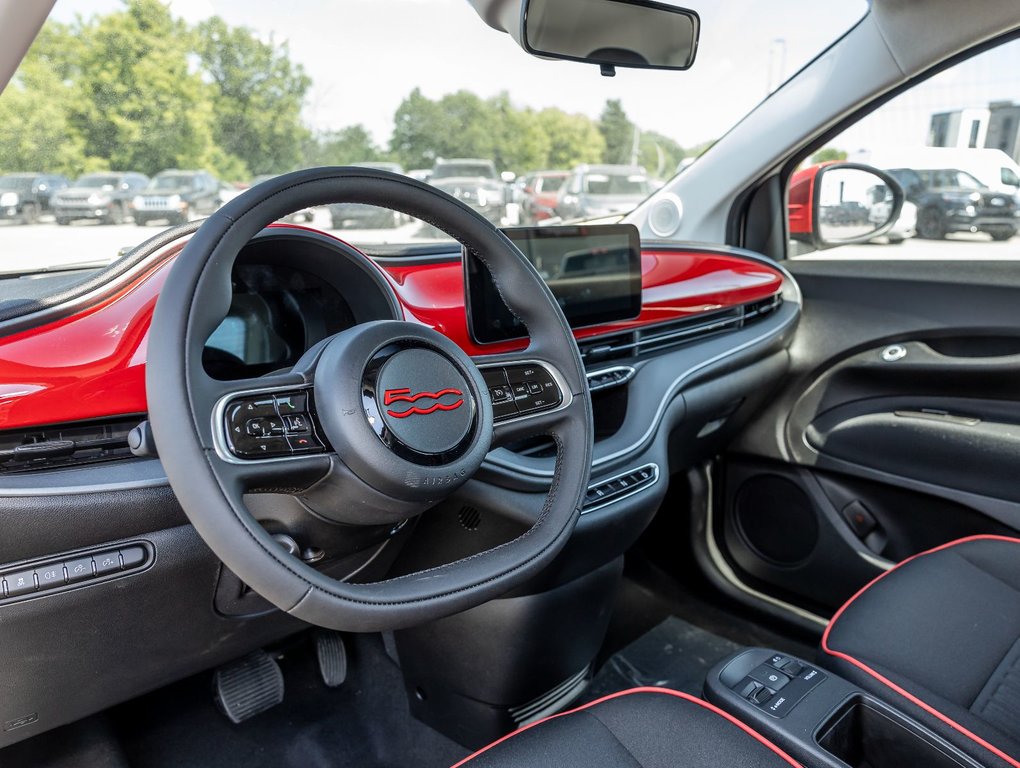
[811,147,847,164]
[304,125,382,166]
[196,16,311,176]
[56,0,239,177]
[599,99,636,165]
[535,108,605,169]
[0,26,89,175]
[390,88,448,170]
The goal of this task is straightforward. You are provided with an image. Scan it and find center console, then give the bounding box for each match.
[705,648,983,768]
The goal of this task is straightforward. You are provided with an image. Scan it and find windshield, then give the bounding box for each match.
[76,174,121,189]
[432,163,498,180]
[149,175,195,190]
[0,176,33,192]
[0,0,867,274]
[585,173,650,196]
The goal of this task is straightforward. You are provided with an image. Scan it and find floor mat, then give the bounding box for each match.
[586,616,742,701]
[112,633,468,768]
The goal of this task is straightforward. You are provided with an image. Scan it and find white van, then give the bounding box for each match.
[850,146,1020,199]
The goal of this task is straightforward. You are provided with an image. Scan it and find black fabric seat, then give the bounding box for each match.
[822,535,1020,768]
[452,687,799,767]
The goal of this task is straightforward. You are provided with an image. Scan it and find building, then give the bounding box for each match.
[930,101,1020,163]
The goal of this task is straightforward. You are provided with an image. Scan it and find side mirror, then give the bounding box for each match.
[789,162,904,250]
[501,171,517,184]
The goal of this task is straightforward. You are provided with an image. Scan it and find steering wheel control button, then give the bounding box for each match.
[4,570,38,597]
[65,557,95,583]
[372,347,475,458]
[283,414,309,433]
[223,389,326,459]
[483,363,563,421]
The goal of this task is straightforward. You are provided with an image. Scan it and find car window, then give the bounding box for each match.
[791,37,1020,259]
[0,0,866,276]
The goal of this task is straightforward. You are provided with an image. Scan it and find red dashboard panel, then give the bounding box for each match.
[389,249,783,356]
[0,230,783,431]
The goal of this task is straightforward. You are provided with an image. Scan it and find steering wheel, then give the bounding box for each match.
[146,167,593,631]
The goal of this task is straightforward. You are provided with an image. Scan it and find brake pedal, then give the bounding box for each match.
[314,630,348,688]
[213,650,284,724]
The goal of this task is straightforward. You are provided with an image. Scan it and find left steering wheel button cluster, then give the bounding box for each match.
[225,389,326,459]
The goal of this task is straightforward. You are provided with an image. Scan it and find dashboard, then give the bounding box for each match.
[0,222,799,750]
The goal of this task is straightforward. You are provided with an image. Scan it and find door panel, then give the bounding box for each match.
[715,260,1020,615]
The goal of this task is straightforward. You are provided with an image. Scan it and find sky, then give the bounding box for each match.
[50,0,870,150]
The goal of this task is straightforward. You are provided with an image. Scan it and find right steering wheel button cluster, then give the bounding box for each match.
[224,389,326,459]
[481,363,563,421]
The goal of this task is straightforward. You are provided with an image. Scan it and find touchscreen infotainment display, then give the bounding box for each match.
[464,224,642,344]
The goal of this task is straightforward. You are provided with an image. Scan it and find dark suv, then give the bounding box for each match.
[52,172,149,225]
[132,169,222,226]
[0,173,70,223]
[887,167,1017,241]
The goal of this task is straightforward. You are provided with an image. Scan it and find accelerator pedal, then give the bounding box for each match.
[314,630,348,688]
[213,650,284,724]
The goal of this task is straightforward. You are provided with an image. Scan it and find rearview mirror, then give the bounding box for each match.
[522,0,699,73]
[789,163,905,250]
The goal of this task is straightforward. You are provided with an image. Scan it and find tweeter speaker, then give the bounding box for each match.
[734,474,818,565]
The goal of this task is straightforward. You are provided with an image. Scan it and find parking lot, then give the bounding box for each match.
[1,213,1017,275]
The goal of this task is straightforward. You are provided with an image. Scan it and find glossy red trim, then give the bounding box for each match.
[449,686,803,767]
[389,249,783,356]
[0,250,178,431]
[0,229,783,431]
[822,534,1020,768]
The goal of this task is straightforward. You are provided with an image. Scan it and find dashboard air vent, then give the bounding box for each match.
[579,293,783,365]
[0,416,142,474]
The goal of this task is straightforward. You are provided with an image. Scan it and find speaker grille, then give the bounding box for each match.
[734,475,818,566]
[458,505,481,531]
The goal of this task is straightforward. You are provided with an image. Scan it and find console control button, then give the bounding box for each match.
[36,565,65,588]
[750,686,774,705]
[65,557,95,583]
[737,678,762,700]
[781,660,805,677]
[750,664,790,691]
[275,392,308,414]
[4,570,37,597]
[224,390,326,459]
[283,414,309,433]
[489,385,513,404]
[120,546,147,569]
[94,552,121,576]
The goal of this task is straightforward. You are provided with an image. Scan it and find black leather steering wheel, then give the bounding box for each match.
[146,167,593,631]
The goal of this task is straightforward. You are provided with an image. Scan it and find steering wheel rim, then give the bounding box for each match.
[146,167,593,631]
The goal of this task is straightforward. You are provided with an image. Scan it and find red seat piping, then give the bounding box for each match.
[450,686,803,767]
[822,534,1020,768]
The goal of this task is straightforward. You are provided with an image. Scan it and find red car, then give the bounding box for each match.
[519,170,570,224]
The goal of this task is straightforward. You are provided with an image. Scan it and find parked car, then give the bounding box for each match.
[250,175,316,224]
[556,164,652,220]
[853,146,1020,201]
[0,173,69,223]
[131,169,222,226]
[869,200,917,243]
[407,168,432,182]
[886,167,1017,240]
[328,162,409,229]
[428,158,507,224]
[52,172,149,225]
[519,170,570,224]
